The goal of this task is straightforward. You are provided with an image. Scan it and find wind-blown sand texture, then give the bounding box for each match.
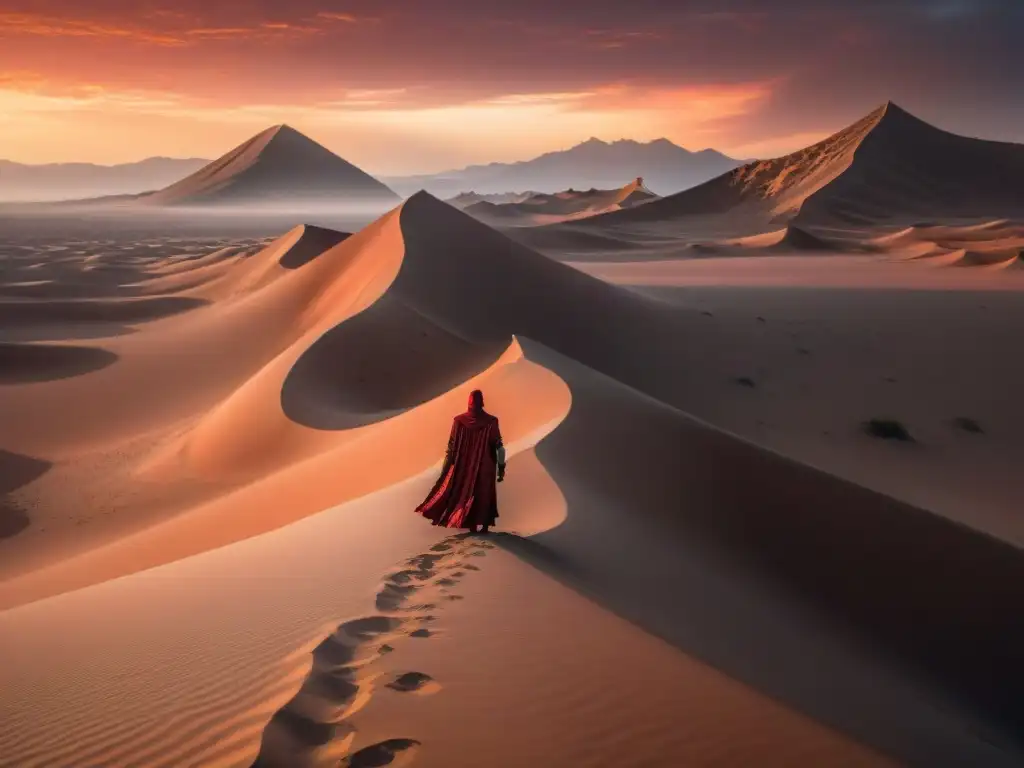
[3,104,1024,767]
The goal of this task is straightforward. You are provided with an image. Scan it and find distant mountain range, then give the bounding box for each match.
[385,138,743,198]
[2,135,740,205]
[0,157,209,202]
[574,102,1024,229]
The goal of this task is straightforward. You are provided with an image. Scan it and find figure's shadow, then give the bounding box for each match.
[487,532,577,576]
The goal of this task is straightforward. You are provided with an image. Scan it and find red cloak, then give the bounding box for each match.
[416,393,503,529]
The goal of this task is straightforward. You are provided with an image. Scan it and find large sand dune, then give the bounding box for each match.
[3,189,1024,766]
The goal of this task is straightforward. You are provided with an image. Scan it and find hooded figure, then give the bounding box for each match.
[415,389,506,532]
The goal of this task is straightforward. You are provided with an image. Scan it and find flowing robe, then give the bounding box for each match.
[415,409,504,529]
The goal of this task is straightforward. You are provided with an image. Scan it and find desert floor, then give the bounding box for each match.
[1,202,1023,767]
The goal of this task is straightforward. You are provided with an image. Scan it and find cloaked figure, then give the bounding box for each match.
[415,389,506,533]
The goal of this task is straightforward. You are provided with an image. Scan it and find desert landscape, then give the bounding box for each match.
[3,85,1024,768]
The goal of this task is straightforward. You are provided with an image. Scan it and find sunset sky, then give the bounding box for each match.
[0,0,1021,175]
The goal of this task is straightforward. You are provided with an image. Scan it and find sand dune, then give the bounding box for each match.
[3,185,1024,767]
[714,224,840,252]
[0,192,679,599]
[3,330,1020,764]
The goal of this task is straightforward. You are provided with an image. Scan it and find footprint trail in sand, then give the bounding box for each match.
[251,534,495,767]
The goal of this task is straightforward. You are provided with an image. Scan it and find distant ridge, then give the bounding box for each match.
[446,191,540,208]
[144,124,398,207]
[579,102,1024,228]
[463,177,659,225]
[385,138,741,198]
[0,157,209,203]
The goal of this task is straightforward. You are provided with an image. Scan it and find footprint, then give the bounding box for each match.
[263,707,356,749]
[341,738,421,767]
[376,583,418,612]
[336,616,404,642]
[406,553,445,571]
[387,672,441,695]
[253,616,406,765]
[252,535,485,766]
[385,568,421,585]
[314,617,405,669]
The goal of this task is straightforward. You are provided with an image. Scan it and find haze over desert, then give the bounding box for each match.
[2,2,1024,766]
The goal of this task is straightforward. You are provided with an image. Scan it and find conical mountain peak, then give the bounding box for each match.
[146,124,398,206]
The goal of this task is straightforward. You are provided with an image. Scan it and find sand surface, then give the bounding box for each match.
[3,187,1024,767]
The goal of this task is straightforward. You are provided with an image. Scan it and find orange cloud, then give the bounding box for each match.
[317,12,360,24]
[184,22,322,41]
[0,12,188,46]
[0,10,369,48]
[567,81,777,123]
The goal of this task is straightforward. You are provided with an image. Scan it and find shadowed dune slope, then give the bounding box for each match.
[0,450,50,540]
[0,342,118,384]
[507,340,1024,764]
[390,192,690,386]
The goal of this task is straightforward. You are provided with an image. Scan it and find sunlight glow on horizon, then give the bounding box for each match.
[0,2,1020,173]
[0,79,789,173]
